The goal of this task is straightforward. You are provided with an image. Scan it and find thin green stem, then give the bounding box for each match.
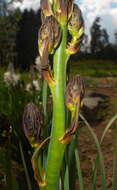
[42,80,48,119]
[112,120,117,190]
[75,149,84,190]
[19,142,32,190]
[41,26,68,190]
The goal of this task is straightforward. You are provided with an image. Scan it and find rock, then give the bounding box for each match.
[82,91,109,124]
[83,97,104,110]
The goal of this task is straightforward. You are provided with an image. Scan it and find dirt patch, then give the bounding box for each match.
[76,87,117,190]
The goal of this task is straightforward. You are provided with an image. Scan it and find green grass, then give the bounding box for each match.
[70,60,117,77]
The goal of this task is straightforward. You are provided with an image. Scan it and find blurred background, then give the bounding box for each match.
[0,0,117,189]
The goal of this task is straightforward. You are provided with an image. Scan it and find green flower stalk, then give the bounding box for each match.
[22,1,85,190]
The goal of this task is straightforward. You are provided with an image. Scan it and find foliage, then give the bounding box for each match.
[0,68,42,189]
[90,17,109,54]
[70,60,117,77]
[16,9,41,70]
[0,0,22,66]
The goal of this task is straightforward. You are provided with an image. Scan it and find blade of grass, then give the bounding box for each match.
[90,113,117,190]
[64,165,70,190]
[112,120,117,190]
[68,137,80,190]
[19,142,32,190]
[89,156,98,190]
[4,149,19,190]
[75,148,84,190]
[100,113,117,144]
[42,80,48,119]
[79,113,107,190]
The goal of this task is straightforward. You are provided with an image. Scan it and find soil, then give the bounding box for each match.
[76,87,117,190]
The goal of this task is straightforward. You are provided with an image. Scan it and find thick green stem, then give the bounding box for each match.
[41,26,68,190]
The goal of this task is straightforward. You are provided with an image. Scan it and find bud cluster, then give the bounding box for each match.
[40,0,74,26]
[38,0,84,85]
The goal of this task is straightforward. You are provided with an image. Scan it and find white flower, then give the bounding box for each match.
[4,71,20,87]
[35,56,42,72]
[26,83,32,92]
[4,63,20,87]
[32,80,40,91]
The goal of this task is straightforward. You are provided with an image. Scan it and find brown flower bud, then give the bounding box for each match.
[60,75,85,143]
[40,0,53,17]
[52,0,74,26]
[38,16,61,85]
[38,16,61,58]
[22,103,44,147]
[66,4,84,55]
[66,31,84,54]
[68,4,84,39]
[65,75,85,112]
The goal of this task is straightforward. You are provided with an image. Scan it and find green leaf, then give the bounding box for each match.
[0,149,19,190]
[75,149,84,190]
[112,120,117,190]
[64,165,69,190]
[19,142,32,190]
[100,113,117,144]
[42,80,48,119]
[79,113,107,190]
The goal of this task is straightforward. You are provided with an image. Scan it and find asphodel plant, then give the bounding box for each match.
[22,0,85,189]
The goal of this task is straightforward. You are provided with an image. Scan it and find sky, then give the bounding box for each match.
[12,0,117,42]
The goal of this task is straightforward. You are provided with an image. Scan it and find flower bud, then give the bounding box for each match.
[65,75,85,112]
[38,16,61,86]
[66,4,84,55]
[66,30,84,54]
[22,103,44,147]
[60,75,85,143]
[38,16,61,57]
[40,0,53,17]
[68,4,84,39]
[52,0,74,26]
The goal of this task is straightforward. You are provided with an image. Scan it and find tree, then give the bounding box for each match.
[16,9,41,70]
[90,17,109,54]
[0,0,21,66]
[114,30,117,44]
